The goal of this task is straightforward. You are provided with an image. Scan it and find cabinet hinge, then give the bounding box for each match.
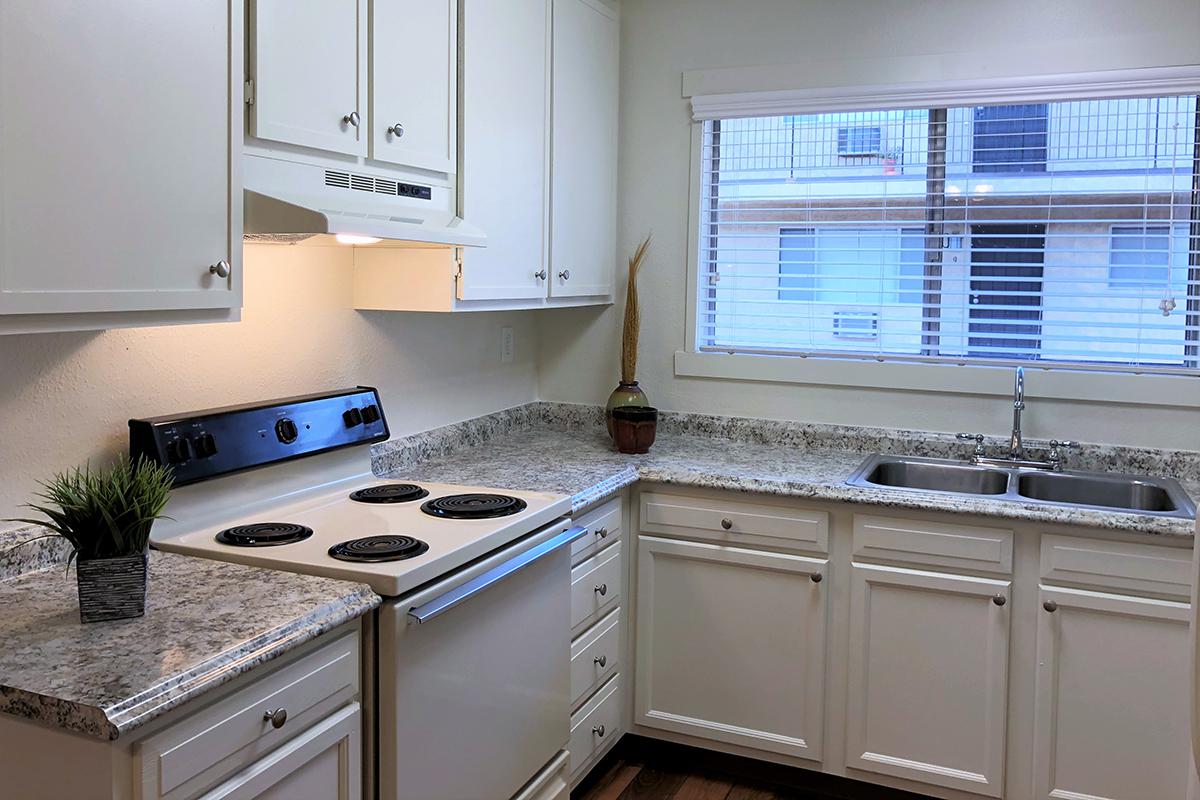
[454,249,464,299]
[244,79,255,106]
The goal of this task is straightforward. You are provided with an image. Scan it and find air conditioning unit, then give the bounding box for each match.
[833,310,880,339]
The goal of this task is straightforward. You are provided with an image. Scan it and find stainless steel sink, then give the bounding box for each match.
[846,454,1196,519]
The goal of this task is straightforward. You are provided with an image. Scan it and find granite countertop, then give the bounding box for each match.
[0,550,379,740]
[390,416,1199,538]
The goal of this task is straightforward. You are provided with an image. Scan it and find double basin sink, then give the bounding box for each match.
[846,454,1196,519]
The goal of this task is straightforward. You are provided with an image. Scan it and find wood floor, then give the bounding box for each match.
[571,739,930,800]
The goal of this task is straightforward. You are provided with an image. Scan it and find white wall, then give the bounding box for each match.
[536,0,1200,450]
[0,243,536,517]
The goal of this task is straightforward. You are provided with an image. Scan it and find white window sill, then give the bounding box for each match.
[674,350,1200,408]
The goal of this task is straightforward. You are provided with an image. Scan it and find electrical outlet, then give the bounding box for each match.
[501,326,514,364]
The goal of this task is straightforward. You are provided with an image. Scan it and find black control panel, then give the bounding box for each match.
[397,181,432,200]
[129,387,390,486]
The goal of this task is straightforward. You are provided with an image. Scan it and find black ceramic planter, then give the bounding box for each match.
[76,552,149,624]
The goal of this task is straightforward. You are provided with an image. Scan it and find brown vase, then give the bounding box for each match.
[612,406,658,454]
[605,381,649,438]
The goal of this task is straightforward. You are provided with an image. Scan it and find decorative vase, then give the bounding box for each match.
[605,381,649,438]
[76,552,149,624]
[612,406,658,455]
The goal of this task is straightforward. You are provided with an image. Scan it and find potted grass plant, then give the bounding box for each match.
[605,234,653,438]
[8,455,173,623]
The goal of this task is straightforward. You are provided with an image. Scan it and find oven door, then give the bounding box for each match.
[378,520,585,800]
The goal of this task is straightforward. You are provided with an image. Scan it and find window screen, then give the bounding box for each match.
[696,95,1200,372]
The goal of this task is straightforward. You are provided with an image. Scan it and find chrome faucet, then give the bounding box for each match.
[1008,366,1025,460]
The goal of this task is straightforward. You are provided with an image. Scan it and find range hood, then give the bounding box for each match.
[243,154,486,248]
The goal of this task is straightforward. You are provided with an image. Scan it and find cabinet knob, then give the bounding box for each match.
[263,708,288,729]
[810,572,823,583]
[558,269,571,281]
[534,269,547,281]
[209,259,231,279]
[594,526,609,539]
[720,518,733,530]
[594,654,607,668]
[594,583,608,596]
[387,122,405,138]
[1043,600,1058,613]
[992,594,1006,607]
[592,724,606,737]
[343,111,360,127]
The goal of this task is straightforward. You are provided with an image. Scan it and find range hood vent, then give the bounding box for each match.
[243,155,485,248]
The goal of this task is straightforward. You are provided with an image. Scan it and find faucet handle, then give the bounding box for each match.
[1048,439,1078,469]
[956,432,986,458]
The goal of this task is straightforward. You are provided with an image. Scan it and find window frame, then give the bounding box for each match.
[680,66,1200,406]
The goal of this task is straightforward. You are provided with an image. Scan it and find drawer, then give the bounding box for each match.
[571,541,622,632]
[572,497,623,565]
[569,673,621,779]
[853,514,1013,574]
[641,491,828,554]
[1040,534,1192,599]
[570,608,620,707]
[137,630,360,800]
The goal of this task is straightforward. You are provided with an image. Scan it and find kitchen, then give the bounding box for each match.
[1,1,1199,799]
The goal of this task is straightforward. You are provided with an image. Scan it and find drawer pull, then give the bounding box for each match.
[992,594,1006,607]
[810,572,823,583]
[263,708,288,729]
[1043,600,1058,613]
[595,526,609,539]
[720,518,733,530]
[594,654,607,668]
[594,583,608,597]
[592,724,606,737]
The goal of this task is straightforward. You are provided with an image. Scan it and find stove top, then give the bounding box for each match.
[420,493,528,520]
[150,471,571,596]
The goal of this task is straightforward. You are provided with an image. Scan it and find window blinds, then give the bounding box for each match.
[696,94,1200,373]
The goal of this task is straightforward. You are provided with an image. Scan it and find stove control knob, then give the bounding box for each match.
[275,418,299,444]
[361,404,381,424]
[343,408,363,428]
[165,437,192,464]
[193,433,218,459]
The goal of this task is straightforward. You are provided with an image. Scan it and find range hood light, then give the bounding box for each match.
[335,233,383,246]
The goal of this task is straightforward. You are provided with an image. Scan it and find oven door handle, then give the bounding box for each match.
[407,525,588,624]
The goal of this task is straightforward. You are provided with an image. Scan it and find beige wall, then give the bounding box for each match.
[536,0,1200,450]
[0,243,537,517]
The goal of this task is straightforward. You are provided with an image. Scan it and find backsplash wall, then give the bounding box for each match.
[0,243,537,517]
[536,0,1200,452]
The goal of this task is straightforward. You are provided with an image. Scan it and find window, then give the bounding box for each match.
[838,125,882,156]
[696,93,1200,372]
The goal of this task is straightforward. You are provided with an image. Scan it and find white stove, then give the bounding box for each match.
[134,388,578,800]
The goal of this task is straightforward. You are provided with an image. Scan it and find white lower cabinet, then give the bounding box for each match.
[1032,585,1192,800]
[634,535,827,761]
[200,703,361,800]
[845,563,1010,797]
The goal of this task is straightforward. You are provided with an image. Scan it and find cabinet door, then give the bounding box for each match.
[635,535,827,761]
[549,0,617,299]
[251,0,366,156]
[369,0,456,173]
[1033,586,1192,800]
[846,563,1010,797]
[0,0,241,315]
[200,704,361,800]
[458,0,550,301]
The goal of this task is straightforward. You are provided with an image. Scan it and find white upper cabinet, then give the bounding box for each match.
[458,0,550,302]
[0,0,242,327]
[549,0,618,299]
[251,0,366,157]
[370,0,456,173]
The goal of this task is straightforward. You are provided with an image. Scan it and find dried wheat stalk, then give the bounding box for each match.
[621,234,652,384]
